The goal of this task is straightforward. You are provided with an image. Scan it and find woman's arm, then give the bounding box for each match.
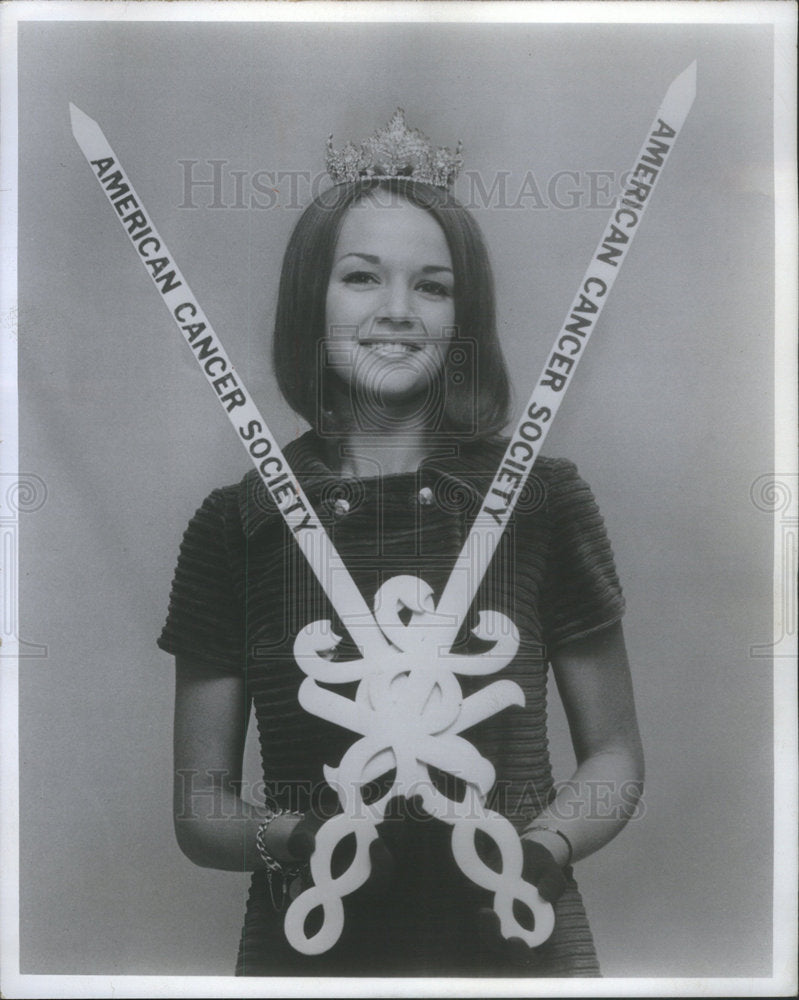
[172,656,300,871]
[522,621,645,866]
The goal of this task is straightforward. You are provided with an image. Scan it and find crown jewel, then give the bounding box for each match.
[326,109,463,190]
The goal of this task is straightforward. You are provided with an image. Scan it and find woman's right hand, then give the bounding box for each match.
[259,811,312,865]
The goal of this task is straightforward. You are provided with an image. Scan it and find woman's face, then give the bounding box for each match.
[325,196,455,417]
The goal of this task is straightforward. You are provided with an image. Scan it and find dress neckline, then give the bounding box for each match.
[286,429,508,484]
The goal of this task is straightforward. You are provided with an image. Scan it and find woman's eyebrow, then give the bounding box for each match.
[336,252,452,274]
[336,252,380,265]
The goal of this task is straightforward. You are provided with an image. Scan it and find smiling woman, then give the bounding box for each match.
[157,112,643,977]
[272,174,511,449]
[325,199,455,412]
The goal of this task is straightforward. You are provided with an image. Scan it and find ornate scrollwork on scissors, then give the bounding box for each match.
[284,575,554,955]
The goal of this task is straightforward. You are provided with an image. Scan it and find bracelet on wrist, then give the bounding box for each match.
[256,809,306,910]
[522,823,574,867]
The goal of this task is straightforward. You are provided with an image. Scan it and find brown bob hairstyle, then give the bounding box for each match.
[272,178,511,438]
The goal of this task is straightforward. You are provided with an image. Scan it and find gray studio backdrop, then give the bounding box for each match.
[19,20,774,977]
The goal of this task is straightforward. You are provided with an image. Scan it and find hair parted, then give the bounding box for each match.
[272,178,511,438]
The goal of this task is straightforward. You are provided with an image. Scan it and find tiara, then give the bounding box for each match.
[325,109,463,190]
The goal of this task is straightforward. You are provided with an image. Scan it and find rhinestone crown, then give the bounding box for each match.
[326,109,463,190]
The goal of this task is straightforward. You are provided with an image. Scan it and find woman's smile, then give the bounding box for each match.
[358,340,424,353]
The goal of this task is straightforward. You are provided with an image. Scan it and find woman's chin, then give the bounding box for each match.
[341,368,440,412]
[345,383,443,430]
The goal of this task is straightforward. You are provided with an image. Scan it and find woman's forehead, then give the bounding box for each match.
[335,196,451,262]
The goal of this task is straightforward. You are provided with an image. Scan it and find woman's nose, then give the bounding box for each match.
[379,279,414,324]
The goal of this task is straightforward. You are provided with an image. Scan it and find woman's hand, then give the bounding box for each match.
[476,838,567,967]
[259,811,309,865]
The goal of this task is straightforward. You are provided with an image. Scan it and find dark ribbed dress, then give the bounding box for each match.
[158,431,625,977]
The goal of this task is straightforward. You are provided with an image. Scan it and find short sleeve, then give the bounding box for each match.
[541,459,626,649]
[156,488,245,674]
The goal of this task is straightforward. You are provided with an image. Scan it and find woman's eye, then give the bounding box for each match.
[416,280,451,298]
[341,271,379,286]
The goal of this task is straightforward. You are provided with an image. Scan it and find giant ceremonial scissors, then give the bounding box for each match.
[71,62,695,955]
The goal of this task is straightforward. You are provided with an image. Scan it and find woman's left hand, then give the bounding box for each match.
[475,838,567,966]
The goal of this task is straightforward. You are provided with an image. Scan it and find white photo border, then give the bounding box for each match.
[1,2,796,997]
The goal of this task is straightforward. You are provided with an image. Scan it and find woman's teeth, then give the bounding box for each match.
[362,342,422,355]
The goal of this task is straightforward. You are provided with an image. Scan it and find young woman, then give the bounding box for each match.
[158,114,644,977]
